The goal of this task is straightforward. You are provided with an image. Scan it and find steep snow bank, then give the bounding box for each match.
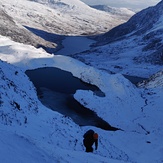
[0,35,163,162]
[0,36,153,131]
[0,52,131,163]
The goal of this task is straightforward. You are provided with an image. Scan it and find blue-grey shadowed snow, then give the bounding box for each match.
[26,67,118,131]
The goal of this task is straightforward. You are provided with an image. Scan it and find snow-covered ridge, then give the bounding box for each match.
[97,0,163,44]
[1,0,125,36]
[91,5,135,21]
[29,0,89,11]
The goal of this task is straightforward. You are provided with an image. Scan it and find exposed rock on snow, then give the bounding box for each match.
[0,60,39,125]
[0,8,56,49]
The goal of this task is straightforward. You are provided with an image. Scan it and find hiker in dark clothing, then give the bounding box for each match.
[83,129,98,152]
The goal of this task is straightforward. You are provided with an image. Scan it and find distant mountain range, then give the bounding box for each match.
[99,0,163,65]
[74,0,163,75]
[91,5,135,21]
[0,0,132,52]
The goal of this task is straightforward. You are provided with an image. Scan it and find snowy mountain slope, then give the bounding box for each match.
[0,129,59,163]
[0,1,162,163]
[91,5,135,21]
[97,0,163,44]
[0,60,39,126]
[1,0,126,37]
[0,38,135,163]
[74,0,163,77]
[0,35,163,163]
[0,8,56,49]
[29,0,90,11]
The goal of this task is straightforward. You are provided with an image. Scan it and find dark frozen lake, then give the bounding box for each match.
[123,74,147,85]
[26,67,117,131]
[26,67,99,94]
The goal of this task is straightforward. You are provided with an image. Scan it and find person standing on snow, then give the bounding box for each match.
[83,129,98,152]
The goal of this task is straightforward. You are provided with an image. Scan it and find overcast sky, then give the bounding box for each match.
[80,0,161,11]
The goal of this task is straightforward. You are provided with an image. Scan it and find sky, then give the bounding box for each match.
[80,0,161,10]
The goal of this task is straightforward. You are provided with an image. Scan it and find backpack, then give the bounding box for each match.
[83,130,94,139]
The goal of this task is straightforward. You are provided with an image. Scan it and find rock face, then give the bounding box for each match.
[0,9,56,50]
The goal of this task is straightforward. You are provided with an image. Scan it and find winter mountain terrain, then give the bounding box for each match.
[74,0,163,77]
[0,0,163,163]
[0,8,56,50]
[0,0,127,43]
[0,0,132,54]
[0,35,163,163]
[91,5,135,21]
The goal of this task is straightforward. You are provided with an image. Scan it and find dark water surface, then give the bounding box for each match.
[26,67,98,94]
[26,67,117,131]
[123,75,147,85]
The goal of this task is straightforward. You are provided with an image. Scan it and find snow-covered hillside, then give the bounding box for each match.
[91,5,135,21]
[74,0,163,77]
[0,0,125,36]
[0,8,56,49]
[0,34,163,162]
[0,0,163,162]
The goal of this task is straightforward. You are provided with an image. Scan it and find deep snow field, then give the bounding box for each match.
[0,0,163,163]
[0,34,163,163]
